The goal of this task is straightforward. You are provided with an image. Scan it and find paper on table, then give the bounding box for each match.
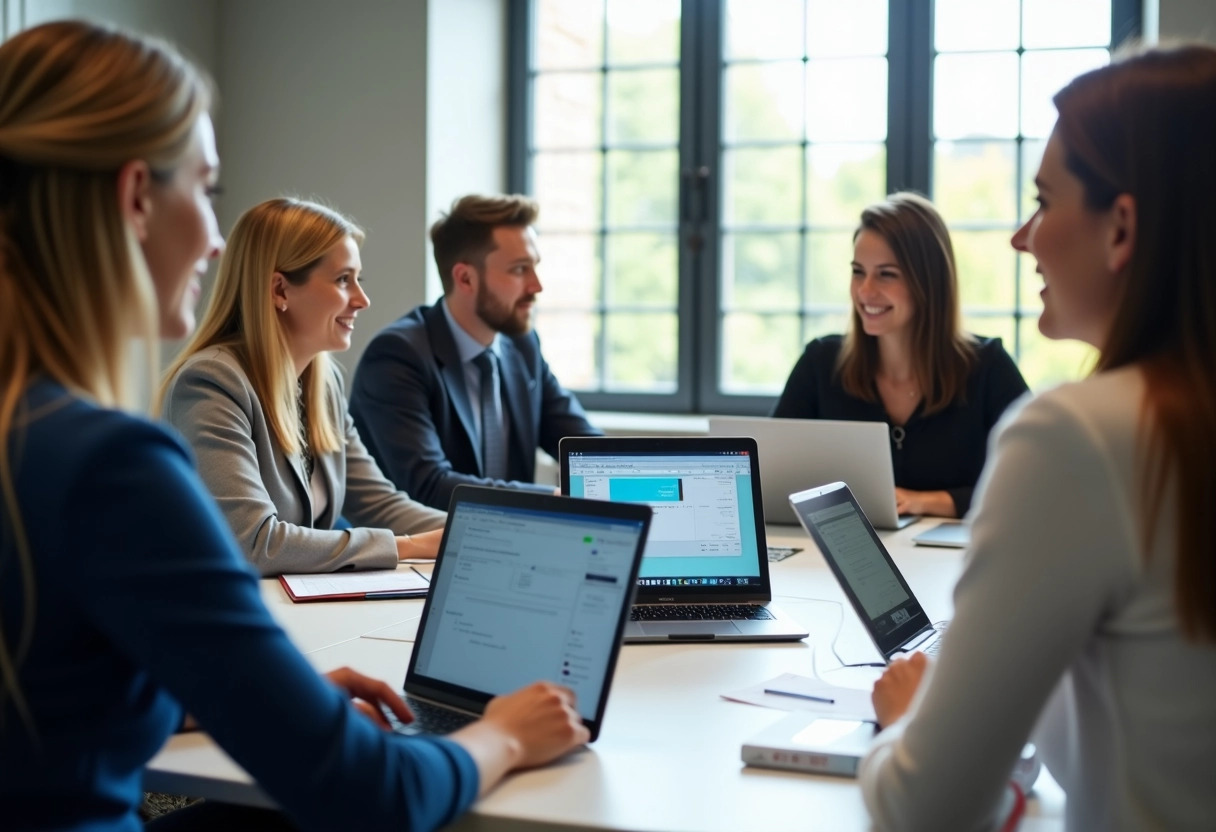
[280,568,429,599]
[722,672,876,722]
[362,617,422,643]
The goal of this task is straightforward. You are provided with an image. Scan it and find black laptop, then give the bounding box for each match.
[399,485,651,741]
[559,436,808,643]
[789,481,947,662]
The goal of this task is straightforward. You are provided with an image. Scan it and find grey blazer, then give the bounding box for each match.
[161,346,446,575]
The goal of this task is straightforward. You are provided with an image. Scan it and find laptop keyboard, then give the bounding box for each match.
[631,604,775,621]
[391,696,478,736]
[767,545,803,562]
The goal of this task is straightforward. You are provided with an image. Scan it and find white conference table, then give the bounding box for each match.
[145,522,1066,831]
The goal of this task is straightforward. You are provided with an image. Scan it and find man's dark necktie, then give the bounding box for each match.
[473,349,508,481]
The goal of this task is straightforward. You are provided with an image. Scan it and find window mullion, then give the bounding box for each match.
[690,0,721,413]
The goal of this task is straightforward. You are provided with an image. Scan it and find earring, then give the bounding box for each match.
[278,304,287,312]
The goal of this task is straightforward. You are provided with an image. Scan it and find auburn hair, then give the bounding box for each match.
[1054,44,1216,641]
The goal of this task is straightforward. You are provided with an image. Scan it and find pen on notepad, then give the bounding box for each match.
[409,566,431,583]
[763,688,835,704]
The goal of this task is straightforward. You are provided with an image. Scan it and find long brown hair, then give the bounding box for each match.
[1054,45,1216,641]
[161,198,364,457]
[837,192,976,415]
[0,20,209,737]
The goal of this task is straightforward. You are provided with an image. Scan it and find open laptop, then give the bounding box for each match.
[789,481,946,663]
[559,436,808,643]
[399,485,651,741]
[708,416,917,530]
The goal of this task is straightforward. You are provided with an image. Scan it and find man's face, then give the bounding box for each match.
[474,225,542,336]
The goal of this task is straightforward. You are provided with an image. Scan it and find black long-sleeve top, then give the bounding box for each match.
[771,334,1029,516]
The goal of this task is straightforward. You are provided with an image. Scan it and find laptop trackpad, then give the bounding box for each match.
[642,621,742,637]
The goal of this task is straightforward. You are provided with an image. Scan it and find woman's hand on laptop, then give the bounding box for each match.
[325,666,414,730]
[451,682,590,795]
[894,488,956,518]
[395,528,444,561]
[872,652,929,728]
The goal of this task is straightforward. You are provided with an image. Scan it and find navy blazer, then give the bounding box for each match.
[350,300,601,510]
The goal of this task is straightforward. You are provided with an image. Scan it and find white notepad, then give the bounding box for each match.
[278,567,429,602]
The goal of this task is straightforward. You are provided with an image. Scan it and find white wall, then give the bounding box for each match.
[214,0,431,377]
[10,0,509,381]
[425,0,509,300]
[1158,0,1216,42]
[14,0,217,66]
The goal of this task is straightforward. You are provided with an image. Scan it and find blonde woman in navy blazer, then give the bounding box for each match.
[162,198,445,575]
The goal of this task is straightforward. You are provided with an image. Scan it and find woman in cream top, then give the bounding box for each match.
[859,45,1216,831]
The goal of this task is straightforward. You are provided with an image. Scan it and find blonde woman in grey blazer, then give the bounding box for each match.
[161,198,446,575]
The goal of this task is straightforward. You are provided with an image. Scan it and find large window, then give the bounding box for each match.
[514,0,1140,413]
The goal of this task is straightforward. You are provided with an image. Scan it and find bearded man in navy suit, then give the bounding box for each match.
[350,194,601,510]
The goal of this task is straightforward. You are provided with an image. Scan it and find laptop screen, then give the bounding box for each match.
[790,483,931,657]
[563,446,764,591]
[410,496,647,722]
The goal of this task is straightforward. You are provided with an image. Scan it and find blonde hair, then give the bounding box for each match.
[837,192,977,416]
[162,198,364,457]
[0,20,210,738]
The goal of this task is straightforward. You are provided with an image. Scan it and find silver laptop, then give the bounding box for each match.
[400,485,651,741]
[708,416,916,530]
[789,481,946,662]
[559,436,808,643]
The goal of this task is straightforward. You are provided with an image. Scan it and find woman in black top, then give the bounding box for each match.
[772,193,1028,517]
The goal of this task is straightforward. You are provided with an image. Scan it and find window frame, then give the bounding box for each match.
[509,0,1141,415]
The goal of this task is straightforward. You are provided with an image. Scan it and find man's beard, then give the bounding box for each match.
[476,283,535,337]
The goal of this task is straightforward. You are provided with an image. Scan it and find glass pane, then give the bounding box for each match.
[724,61,803,143]
[537,233,600,308]
[1020,139,1047,222]
[804,230,854,307]
[934,53,1019,139]
[604,232,677,307]
[962,314,1015,353]
[721,313,801,394]
[1021,49,1109,138]
[725,0,803,60]
[723,146,802,227]
[606,0,680,64]
[607,68,678,144]
[606,149,677,226]
[534,73,603,149]
[722,232,800,310]
[954,230,1017,310]
[807,143,886,226]
[807,58,887,141]
[933,140,1017,224]
[935,0,1019,52]
[802,312,851,345]
[535,0,604,70]
[1022,0,1111,49]
[605,313,677,391]
[533,152,602,231]
[807,0,887,57]
[1017,316,1098,389]
[536,311,600,390]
